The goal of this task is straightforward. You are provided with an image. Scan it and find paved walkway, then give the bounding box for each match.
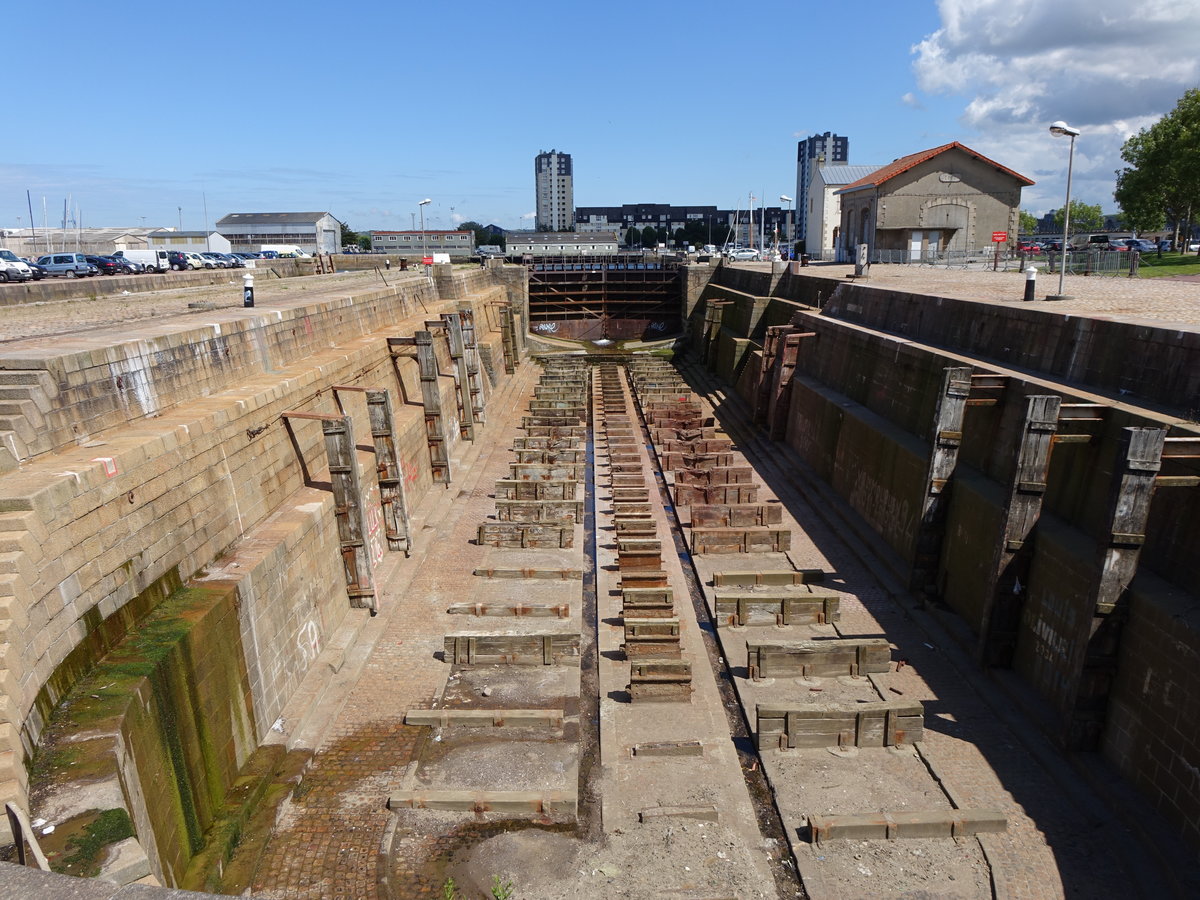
[732,260,1200,328]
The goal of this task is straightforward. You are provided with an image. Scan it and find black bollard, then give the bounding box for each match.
[1023,266,1037,302]
[243,274,254,307]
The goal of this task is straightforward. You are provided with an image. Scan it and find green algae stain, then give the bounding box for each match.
[45,808,135,878]
[31,574,260,884]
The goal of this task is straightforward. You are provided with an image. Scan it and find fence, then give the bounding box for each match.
[845,247,1145,277]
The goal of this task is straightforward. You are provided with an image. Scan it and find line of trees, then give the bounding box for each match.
[1115,88,1199,252]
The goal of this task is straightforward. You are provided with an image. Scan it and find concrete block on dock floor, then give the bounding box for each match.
[388,789,577,816]
[404,709,566,728]
[639,805,719,823]
[633,740,704,757]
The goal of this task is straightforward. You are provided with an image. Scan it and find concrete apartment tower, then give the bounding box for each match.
[535,149,574,231]
[796,132,849,244]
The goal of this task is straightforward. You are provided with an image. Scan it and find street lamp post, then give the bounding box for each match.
[780,195,793,258]
[1048,120,1080,300]
[418,198,432,260]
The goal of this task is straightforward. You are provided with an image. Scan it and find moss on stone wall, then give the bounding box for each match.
[30,577,257,885]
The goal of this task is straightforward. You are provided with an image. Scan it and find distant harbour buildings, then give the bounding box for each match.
[796,132,850,245]
[535,150,575,231]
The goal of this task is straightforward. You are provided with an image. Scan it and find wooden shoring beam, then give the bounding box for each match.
[1063,427,1165,751]
[977,395,1061,666]
[910,366,973,603]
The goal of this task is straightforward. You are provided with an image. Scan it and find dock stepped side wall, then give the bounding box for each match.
[0,267,520,883]
[688,265,1200,855]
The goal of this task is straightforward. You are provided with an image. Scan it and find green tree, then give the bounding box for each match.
[673,228,687,247]
[625,227,640,247]
[1115,88,1200,250]
[641,225,658,248]
[1018,209,1038,235]
[1052,200,1103,234]
[357,234,371,250]
[340,222,359,248]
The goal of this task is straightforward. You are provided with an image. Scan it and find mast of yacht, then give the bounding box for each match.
[723,198,740,254]
[748,193,755,251]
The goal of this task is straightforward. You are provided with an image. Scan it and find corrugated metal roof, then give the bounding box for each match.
[215,212,332,225]
[819,165,886,185]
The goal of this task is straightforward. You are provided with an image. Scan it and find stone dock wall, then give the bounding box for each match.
[688,264,1200,855]
[0,266,521,883]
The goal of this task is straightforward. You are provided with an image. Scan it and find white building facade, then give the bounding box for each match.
[369,230,476,258]
[507,232,617,256]
[215,212,340,255]
[806,165,883,256]
[146,230,231,253]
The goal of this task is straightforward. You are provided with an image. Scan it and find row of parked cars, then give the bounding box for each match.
[0,249,271,282]
[1018,237,1198,254]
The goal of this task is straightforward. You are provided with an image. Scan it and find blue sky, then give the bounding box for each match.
[4,0,1198,234]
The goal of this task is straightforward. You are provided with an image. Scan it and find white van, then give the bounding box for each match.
[0,248,35,282]
[259,245,310,258]
[113,249,170,273]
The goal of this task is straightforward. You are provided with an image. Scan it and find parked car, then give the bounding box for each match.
[1157,240,1173,252]
[113,249,170,273]
[728,247,760,260]
[85,255,126,275]
[1018,241,1042,253]
[166,250,201,270]
[116,257,145,274]
[37,252,94,277]
[0,248,35,282]
[201,252,230,268]
[19,258,47,280]
[216,252,244,267]
[1124,239,1156,254]
[1189,241,1200,252]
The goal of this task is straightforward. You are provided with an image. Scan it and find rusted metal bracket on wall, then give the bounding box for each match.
[331,385,413,556]
[388,333,452,485]
[458,306,489,424]
[281,410,378,612]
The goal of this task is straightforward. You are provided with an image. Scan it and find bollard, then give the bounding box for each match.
[1023,266,1037,302]
[801,254,810,267]
[242,273,254,308]
[1128,250,1139,278]
[385,258,391,270]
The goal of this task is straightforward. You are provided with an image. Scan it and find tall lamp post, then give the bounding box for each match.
[780,195,793,258]
[418,198,432,260]
[1048,121,1080,300]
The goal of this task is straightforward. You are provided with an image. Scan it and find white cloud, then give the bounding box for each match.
[900,92,924,109]
[913,0,1200,213]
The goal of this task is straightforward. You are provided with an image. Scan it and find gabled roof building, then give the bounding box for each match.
[215,212,341,254]
[835,142,1033,259]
